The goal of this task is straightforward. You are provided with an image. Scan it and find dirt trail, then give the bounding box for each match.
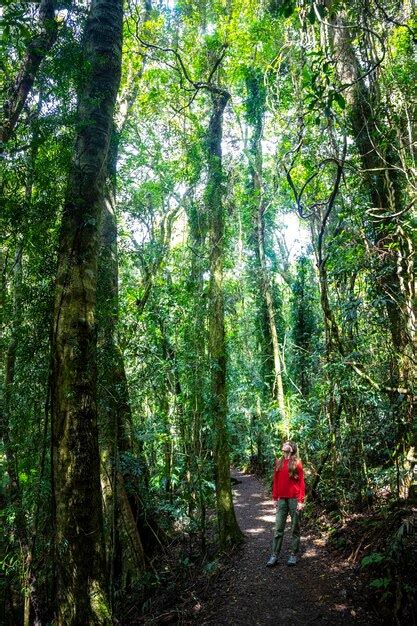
[200,468,376,625]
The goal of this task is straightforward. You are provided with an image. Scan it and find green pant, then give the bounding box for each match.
[272,498,301,555]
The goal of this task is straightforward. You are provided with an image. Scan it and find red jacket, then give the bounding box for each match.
[272,458,305,503]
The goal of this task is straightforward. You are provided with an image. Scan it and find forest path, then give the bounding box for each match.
[200,468,375,625]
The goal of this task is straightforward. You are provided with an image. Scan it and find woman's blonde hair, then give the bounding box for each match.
[275,440,300,479]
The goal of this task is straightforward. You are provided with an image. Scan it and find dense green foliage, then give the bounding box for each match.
[1,0,416,623]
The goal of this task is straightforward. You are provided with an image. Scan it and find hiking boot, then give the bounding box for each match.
[287,554,297,566]
[266,554,278,567]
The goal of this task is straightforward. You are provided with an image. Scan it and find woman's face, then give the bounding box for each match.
[282,441,293,454]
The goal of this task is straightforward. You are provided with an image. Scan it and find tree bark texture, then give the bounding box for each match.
[206,90,243,549]
[51,1,123,623]
[98,144,146,596]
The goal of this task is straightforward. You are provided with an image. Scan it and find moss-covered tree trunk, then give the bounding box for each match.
[245,71,286,424]
[257,205,286,420]
[97,2,157,588]
[97,134,146,599]
[206,90,243,549]
[331,15,415,464]
[185,197,209,545]
[333,22,413,360]
[51,1,123,622]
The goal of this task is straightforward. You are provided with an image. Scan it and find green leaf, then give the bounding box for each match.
[334,92,346,109]
[307,7,316,24]
[369,577,391,589]
[283,1,295,17]
[361,552,385,567]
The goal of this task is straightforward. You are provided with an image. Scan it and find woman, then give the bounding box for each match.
[266,440,305,567]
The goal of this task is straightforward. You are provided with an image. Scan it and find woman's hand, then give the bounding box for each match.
[297,502,304,511]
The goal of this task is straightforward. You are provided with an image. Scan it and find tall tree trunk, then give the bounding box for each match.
[51,1,123,622]
[206,90,243,549]
[257,212,286,419]
[245,71,286,423]
[330,15,416,435]
[185,198,209,546]
[97,135,146,600]
[97,2,156,591]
